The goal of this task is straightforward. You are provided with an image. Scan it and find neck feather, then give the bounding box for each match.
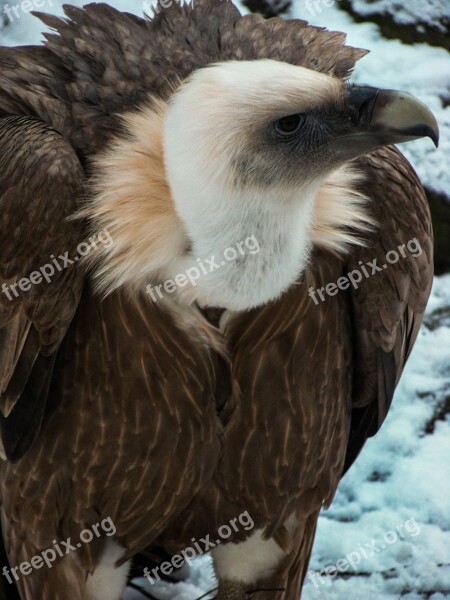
[79,102,374,309]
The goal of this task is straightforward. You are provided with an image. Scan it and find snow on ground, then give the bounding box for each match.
[1,1,449,598]
[303,274,450,599]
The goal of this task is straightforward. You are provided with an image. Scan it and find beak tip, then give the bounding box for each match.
[421,116,440,148]
[432,132,440,149]
[419,122,439,148]
[409,122,440,148]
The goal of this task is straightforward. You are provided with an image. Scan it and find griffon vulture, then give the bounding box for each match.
[0,1,438,599]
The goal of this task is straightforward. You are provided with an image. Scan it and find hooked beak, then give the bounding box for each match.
[332,86,439,159]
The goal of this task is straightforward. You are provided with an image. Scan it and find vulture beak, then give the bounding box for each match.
[334,86,440,158]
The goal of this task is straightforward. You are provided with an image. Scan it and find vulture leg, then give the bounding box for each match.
[217,580,247,600]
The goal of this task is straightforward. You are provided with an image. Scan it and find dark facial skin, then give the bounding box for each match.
[230,86,438,189]
[231,97,357,188]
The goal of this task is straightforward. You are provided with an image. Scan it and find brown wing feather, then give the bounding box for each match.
[167,249,353,551]
[1,289,221,596]
[0,115,85,461]
[343,145,433,471]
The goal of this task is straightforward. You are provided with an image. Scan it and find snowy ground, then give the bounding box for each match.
[1,1,449,599]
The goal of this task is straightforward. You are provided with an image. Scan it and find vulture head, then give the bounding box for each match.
[90,56,438,312]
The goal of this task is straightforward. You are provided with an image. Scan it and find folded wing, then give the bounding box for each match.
[0,115,85,461]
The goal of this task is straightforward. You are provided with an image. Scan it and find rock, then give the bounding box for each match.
[424,393,450,434]
[242,0,292,18]
[0,0,9,30]
[426,188,450,275]
[338,0,450,51]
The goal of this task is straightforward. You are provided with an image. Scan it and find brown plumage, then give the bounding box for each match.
[0,2,436,599]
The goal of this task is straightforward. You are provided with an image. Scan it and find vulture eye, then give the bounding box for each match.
[274,114,305,135]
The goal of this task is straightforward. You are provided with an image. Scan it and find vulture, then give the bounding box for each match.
[0,1,438,599]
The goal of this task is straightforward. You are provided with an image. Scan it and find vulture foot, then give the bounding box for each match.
[217,580,247,600]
